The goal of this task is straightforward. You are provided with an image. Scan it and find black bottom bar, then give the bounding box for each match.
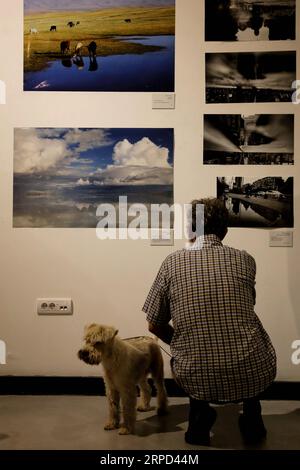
[0,377,299,400]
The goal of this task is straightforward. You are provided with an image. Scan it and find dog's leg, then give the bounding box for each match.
[154,377,168,416]
[137,377,152,412]
[151,347,168,416]
[104,379,120,431]
[119,386,137,435]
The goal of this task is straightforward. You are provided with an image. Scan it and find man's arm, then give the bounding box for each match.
[148,322,174,346]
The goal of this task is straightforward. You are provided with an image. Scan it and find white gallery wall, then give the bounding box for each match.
[0,0,299,379]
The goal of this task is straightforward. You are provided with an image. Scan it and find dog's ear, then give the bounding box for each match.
[102,326,118,343]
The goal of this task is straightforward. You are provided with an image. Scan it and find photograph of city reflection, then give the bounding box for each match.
[205,0,296,41]
[13,128,174,228]
[204,114,294,165]
[217,177,294,228]
[206,51,296,103]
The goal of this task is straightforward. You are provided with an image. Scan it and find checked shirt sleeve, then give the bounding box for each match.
[142,260,171,326]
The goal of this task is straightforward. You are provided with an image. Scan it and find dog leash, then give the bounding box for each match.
[157,345,172,359]
[123,336,172,359]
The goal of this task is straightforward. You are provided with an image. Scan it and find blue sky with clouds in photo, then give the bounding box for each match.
[14,128,174,186]
[25,0,174,13]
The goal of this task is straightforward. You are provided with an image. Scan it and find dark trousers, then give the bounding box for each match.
[188,397,262,432]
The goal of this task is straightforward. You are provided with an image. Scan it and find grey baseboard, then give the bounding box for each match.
[0,376,299,400]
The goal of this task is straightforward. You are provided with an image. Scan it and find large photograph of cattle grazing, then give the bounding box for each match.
[23,0,175,92]
[217,177,294,228]
[205,0,296,41]
[204,114,294,165]
[206,51,296,104]
[13,128,174,228]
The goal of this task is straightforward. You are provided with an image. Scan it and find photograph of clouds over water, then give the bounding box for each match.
[14,128,174,228]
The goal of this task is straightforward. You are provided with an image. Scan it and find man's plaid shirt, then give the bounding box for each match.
[143,235,277,402]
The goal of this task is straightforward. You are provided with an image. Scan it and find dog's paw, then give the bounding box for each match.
[137,405,151,412]
[118,427,133,435]
[104,422,119,431]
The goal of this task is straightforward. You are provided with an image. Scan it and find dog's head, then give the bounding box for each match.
[84,324,119,347]
[77,324,119,366]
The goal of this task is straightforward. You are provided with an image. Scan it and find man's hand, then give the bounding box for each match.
[148,322,174,346]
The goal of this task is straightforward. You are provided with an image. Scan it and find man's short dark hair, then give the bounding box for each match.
[191,198,229,240]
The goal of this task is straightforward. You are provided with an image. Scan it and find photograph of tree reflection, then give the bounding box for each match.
[204,115,294,165]
[206,52,296,103]
[13,128,174,228]
[24,0,175,92]
[217,177,294,228]
[205,0,296,41]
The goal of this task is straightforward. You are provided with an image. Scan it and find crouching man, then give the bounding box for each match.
[142,198,276,446]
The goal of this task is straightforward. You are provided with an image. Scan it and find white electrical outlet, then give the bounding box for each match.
[37,299,73,316]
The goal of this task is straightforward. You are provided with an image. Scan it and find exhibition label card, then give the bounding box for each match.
[152,93,175,109]
[151,229,174,246]
[269,231,294,248]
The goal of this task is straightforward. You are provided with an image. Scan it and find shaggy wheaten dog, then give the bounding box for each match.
[78,324,168,435]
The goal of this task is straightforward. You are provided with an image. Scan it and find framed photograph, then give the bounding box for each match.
[206,51,296,103]
[217,177,294,228]
[205,0,296,42]
[204,114,294,165]
[24,0,175,92]
[14,128,174,228]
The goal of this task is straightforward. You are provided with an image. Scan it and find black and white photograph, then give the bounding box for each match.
[205,0,296,41]
[206,51,296,103]
[217,176,294,227]
[204,114,294,165]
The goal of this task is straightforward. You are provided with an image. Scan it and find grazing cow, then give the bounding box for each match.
[60,40,71,55]
[73,56,84,69]
[50,25,57,32]
[88,41,97,57]
[30,28,38,34]
[124,19,131,23]
[67,21,75,28]
[74,42,84,56]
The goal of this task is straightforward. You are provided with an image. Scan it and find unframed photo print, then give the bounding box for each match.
[206,51,296,104]
[205,0,296,42]
[204,114,294,165]
[24,0,175,92]
[13,128,174,228]
[217,176,294,228]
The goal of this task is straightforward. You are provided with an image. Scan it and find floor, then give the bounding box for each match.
[0,396,299,450]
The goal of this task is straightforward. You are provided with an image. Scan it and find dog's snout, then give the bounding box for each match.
[78,349,88,361]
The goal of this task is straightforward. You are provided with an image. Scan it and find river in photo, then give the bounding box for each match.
[225,196,293,228]
[24,35,175,92]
